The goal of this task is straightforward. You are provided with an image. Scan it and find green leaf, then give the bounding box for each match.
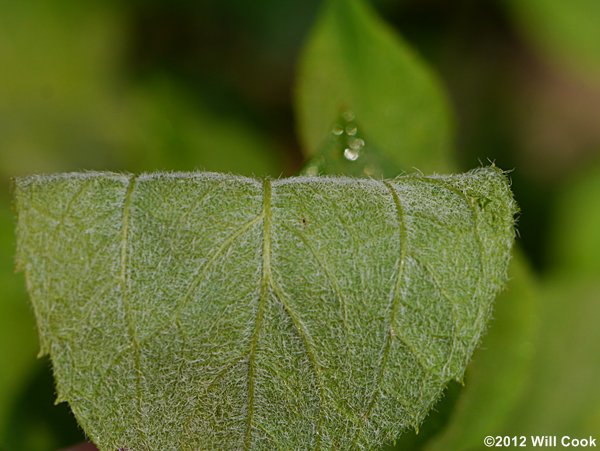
[127,79,282,177]
[295,0,454,176]
[422,251,539,451]
[507,0,600,78]
[15,167,515,449]
[0,1,129,178]
[500,279,600,436]
[547,164,600,279]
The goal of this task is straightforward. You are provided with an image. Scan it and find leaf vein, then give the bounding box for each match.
[410,255,459,378]
[175,212,264,321]
[280,223,349,331]
[244,179,272,450]
[363,182,409,417]
[118,175,144,426]
[270,278,325,450]
[50,179,94,240]
[413,176,487,355]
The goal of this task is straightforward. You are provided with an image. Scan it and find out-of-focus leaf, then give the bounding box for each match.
[0,2,283,179]
[0,1,130,177]
[295,0,454,176]
[500,279,600,436]
[14,168,515,449]
[503,162,600,437]
[127,80,282,176]
[547,164,600,278]
[0,202,38,444]
[508,0,600,77]
[1,361,86,451]
[422,251,538,451]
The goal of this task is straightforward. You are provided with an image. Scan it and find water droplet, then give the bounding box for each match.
[349,138,365,150]
[304,165,319,176]
[342,110,355,122]
[363,165,376,177]
[343,147,360,161]
[345,125,358,136]
[331,124,344,136]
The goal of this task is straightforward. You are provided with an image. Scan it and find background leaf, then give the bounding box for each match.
[295,0,454,175]
[0,1,283,180]
[126,79,282,177]
[15,168,515,449]
[508,0,600,78]
[546,163,600,279]
[499,279,600,436]
[498,165,600,436]
[0,204,37,439]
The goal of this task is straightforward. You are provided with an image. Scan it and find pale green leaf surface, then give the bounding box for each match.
[15,168,515,450]
[295,0,454,175]
[422,251,539,451]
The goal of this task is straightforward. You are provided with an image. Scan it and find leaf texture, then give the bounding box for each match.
[14,168,516,450]
[422,252,539,451]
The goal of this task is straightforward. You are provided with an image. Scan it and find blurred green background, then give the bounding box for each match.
[1,0,599,449]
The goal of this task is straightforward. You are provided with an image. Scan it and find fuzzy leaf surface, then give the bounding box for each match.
[421,252,539,451]
[15,168,515,450]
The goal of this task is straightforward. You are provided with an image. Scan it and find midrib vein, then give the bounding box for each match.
[119,175,144,426]
[244,178,272,450]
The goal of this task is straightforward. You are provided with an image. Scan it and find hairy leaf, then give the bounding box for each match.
[295,0,454,175]
[422,252,539,451]
[14,168,515,450]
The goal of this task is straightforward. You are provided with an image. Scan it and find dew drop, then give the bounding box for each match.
[363,165,376,177]
[343,147,360,161]
[349,137,365,150]
[342,110,356,122]
[304,165,319,176]
[331,124,344,136]
[345,124,358,136]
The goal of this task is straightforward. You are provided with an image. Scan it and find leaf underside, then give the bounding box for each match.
[14,168,515,450]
